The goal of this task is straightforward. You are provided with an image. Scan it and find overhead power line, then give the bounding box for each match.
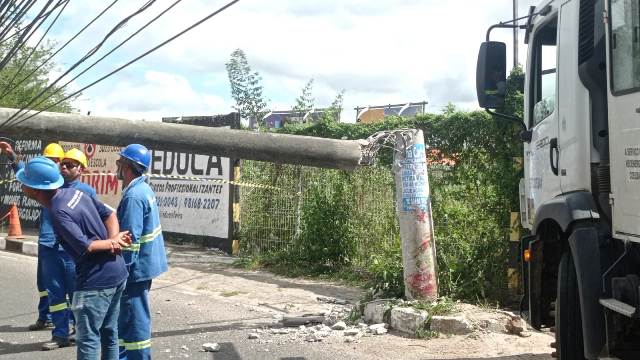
[0,0,119,99]
[2,0,158,125]
[3,0,242,129]
[0,0,68,93]
[0,0,54,72]
[7,0,183,114]
[0,0,70,46]
[0,0,36,42]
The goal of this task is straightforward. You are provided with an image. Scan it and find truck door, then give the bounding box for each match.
[607,0,640,241]
[525,13,561,215]
[557,0,593,194]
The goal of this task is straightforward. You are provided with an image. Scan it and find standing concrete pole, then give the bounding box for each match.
[393,129,438,301]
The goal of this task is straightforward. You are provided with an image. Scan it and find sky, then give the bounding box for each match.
[26,0,541,122]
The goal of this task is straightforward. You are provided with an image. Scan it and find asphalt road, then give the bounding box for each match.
[0,250,553,360]
[0,250,323,360]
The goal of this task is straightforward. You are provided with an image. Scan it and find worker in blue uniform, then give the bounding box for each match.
[116,144,168,360]
[16,156,131,360]
[38,148,101,350]
[0,142,64,333]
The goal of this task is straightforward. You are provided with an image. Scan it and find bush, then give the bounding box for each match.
[239,69,524,303]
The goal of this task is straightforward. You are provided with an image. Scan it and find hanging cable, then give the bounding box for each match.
[2,0,157,124]
[6,0,182,114]
[0,0,36,42]
[0,0,119,100]
[0,0,52,72]
[3,0,242,129]
[0,0,25,37]
[0,0,17,30]
[0,0,68,46]
[0,0,68,96]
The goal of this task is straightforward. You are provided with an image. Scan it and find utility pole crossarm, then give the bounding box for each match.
[0,108,365,171]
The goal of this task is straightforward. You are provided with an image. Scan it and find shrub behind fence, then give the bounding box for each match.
[238,161,399,270]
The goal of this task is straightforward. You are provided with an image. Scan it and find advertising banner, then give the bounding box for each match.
[60,142,231,238]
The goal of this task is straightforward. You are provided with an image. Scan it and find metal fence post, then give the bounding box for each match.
[393,129,438,301]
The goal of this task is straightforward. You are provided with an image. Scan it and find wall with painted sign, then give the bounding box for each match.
[60,142,123,208]
[149,151,230,238]
[60,142,232,246]
[0,137,45,230]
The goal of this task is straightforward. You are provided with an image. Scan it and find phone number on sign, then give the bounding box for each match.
[183,197,220,210]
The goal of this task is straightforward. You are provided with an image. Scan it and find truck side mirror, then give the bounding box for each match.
[476,41,507,109]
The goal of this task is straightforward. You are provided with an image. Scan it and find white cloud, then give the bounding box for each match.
[79,70,232,121]
[41,0,538,122]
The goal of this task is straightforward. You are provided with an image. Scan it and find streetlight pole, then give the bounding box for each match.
[513,0,518,69]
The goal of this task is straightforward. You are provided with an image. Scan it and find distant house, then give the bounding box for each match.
[355,101,427,124]
[262,108,335,129]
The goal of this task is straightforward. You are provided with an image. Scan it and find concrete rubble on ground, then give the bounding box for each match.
[236,295,533,347]
[430,315,473,335]
[202,343,220,352]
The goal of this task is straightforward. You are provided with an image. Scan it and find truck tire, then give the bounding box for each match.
[556,251,585,359]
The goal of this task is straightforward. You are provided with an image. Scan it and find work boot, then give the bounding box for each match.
[41,336,72,351]
[28,319,53,331]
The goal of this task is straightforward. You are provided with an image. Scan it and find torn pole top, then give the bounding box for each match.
[0,108,365,171]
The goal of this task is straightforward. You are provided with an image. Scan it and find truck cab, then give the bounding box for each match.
[477,0,640,359]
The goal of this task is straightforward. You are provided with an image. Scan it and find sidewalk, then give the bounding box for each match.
[0,232,39,256]
[0,232,237,264]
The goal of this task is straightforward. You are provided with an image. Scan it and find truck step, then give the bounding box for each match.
[599,298,639,318]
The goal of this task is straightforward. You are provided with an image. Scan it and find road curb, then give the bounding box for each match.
[0,236,38,257]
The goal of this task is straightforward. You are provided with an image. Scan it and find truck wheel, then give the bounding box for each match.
[555,251,585,359]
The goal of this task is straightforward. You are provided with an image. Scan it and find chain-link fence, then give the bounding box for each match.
[238,160,399,268]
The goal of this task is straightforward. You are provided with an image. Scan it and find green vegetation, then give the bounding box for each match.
[237,69,524,304]
[0,39,76,112]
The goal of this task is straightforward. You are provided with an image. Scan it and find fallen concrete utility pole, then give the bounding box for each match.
[0,108,364,171]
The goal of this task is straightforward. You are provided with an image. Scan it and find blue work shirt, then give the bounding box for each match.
[50,188,128,291]
[12,161,99,248]
[63,179,97,198]
[117,176,168,282]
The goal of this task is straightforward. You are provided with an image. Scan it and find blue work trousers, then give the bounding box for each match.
[72,281,125,360]
[36,246,51,322]
[40,245,76,338]
[118,280,152,360]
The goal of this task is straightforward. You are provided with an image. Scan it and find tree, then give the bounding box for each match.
[292,79,314,122]
[323,89,344,123]
[0,39,76,113]
[225,49,268,129]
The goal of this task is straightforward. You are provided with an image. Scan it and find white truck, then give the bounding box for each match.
[477,0,640,359]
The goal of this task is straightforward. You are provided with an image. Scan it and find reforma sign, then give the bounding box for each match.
[60,142,231,240]
[0,137,44,229]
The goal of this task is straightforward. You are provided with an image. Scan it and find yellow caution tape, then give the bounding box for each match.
[0,172,298,193]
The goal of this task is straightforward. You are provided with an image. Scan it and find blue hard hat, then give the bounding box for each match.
[16,156,64,190]
[119,144,151,171]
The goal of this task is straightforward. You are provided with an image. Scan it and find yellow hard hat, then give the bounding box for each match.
[42,143,65,159]
[63,148,88,168]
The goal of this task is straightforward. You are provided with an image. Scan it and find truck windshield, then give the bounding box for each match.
[610,0,640,93]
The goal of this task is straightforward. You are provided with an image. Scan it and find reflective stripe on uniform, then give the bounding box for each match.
[123,226,162,252]
[49,302,68,312]
[119,338,151,350]
[39,291,48,297]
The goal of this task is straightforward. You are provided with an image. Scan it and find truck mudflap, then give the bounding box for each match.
[569,225,606,359]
